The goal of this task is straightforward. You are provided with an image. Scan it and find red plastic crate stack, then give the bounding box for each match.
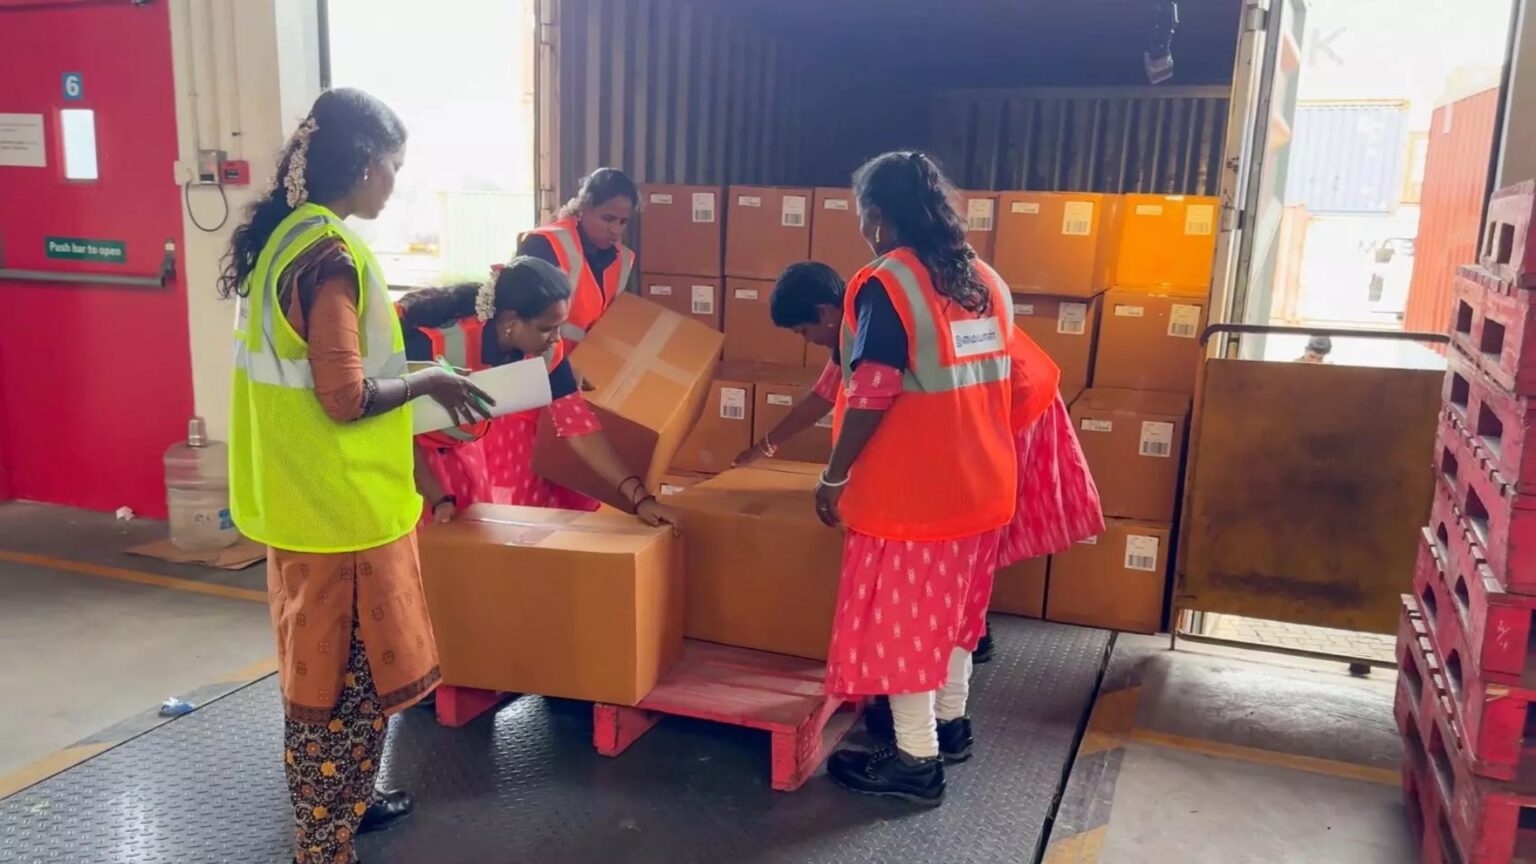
[1400,179,1536,863]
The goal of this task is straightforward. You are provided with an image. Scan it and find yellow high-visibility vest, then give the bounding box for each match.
[228,203,419,552]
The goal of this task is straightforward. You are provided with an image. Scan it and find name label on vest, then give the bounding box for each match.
[950,317,1004,358]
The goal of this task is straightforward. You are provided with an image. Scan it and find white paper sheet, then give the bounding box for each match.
[410,358,553,434]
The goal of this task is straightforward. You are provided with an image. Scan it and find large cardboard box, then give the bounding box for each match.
[724,278,807,365]
[753,368,834,465]
[1093,290,1207,395]
[990,556,1047,618]
[535,294,724,510]
[956,191,1000,264]
[995,192,1120,297]
[669,462,843,659]
[1071,388,1190,522]
[1114,194,1218,295]
[726,186,814,280]
[673,374,755,474]
[1046,519,1170,634]
[810,187,870,281]
[639,184,723,277]
[1013,293,1102,404]
[418,504,685,706]
[640,272,723,332]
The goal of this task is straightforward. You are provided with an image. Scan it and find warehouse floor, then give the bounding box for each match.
[0,502,1414,863]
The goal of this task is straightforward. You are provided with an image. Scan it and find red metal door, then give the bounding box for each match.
[0,0,192,517]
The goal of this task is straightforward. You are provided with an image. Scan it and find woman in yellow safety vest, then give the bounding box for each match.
[221,88,489,864]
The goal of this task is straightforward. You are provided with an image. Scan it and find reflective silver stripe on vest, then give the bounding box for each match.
[435,322,470,368]
[235,212,406,389]
[560,322,587,343]
[544,224,586,293]
[616,247,635,296]
[841,255,1009,393]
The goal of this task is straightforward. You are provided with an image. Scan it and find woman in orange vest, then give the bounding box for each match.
[516,168,638,352]
[398,256,675,526]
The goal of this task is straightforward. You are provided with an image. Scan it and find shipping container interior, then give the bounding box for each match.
[550,0,1242,211]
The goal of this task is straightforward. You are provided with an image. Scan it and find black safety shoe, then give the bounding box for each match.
[358,789,413,834]
[937,717,974,762]
[864,696,894,742]
[827,746,945,806]
[974,624,995,664]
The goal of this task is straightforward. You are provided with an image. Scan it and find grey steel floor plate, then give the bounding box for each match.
[0,617,1109,864]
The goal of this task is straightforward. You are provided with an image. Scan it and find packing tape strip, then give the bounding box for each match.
[459,507,661,545]
[587,312,692,408]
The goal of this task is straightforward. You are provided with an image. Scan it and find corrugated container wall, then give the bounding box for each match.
[1403,88,1501,336]
[1283,102,1409,214]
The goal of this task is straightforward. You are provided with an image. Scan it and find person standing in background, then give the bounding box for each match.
[516,168,639,353]
[222,88,491,864]
[1297,334,1333,364]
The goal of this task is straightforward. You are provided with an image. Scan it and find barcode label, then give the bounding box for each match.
[648,284,673,296]
[815,413,834,428]
[1125,535,1161,572]
[766,393,794,406]
[739,195,762,207]
[825,198,850,211]
[692,192,716,223]
[691,285,715,315]
[1016,304,1036,316]
[1081,419,1113,433]
[1062,201,1095,236]
[1115,306,1146,318]
[782,195,808,227]
[649,193,674,205]
[1135,204,1164,216]
[1169,304,1201,338]
[735,288,760,301]
[1011,201,1041,215]
[1058,303,1088,335]
[1139,421,1175,458]
[720,387,747,420]
[1185,203,1215,236]
[967,199,996,232]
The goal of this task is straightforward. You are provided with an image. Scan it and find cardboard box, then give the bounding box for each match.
[810,187,871,281]
[673,375,755,474]
[1114,194,1218,295]
[418,504,684,705]
[1013,293,1102,404]
[669,462,844,659]
[535,293,725,510]
[754,370,834,465]
[990,556,1047,618]
[1071,388,1190,522]
[956,191,1000,263]
[725,186,814,280]
[724,278,807,366]
[1092,290,1207,395]
[639,184,723,277]
[640,273,723,332]
[1046,519,1171,634]
[805,341,833,370]
[995,192,1120,297]
[658,471,711,496]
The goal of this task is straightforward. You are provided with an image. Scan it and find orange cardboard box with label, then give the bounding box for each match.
[995,192,1120,297]
[1071,389,1190,522]
[1092,290,1207,395]
[640,273,723,332]
[1047,519,1170,634]
[673,375,756,474]
[1013,293,1102,404]
[1113,194,1218,295]
[990,556,1047,618]
[639,184,724,277]
[726,186,813,280]
[724,278,807,366]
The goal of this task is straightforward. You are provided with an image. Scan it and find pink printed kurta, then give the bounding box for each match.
[422,393,601,513]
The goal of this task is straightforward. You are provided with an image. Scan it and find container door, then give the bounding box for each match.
[1209,0,1308,356]
[534,0,561,224]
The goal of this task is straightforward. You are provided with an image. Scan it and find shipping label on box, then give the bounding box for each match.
[1062,201,1094,236]
[967,198,996,232]
[1139,421,1174,458]
[1057,302,1088,335]
[1124,534,1161,572]
[720,387,748,420]
[1185,203,1215,236]
[691,285,715,316]
[1168,304,1202,339]
[692,192,717,223]
[782,195,807,228]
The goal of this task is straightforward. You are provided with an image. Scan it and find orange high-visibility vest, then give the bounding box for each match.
[526,217,634,350]
[832,250,1016,541]
[1008,324,1060,431]
[409,315,565,448]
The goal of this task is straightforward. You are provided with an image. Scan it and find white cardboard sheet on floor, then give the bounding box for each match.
[410,358,552,434]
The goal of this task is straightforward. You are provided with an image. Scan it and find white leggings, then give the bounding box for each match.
[888,648,974,759]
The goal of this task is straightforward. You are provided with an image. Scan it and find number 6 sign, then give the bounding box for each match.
[62,73,83,101]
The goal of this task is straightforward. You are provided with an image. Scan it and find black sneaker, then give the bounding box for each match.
[827,746,945,806]
[358,789,413,834]
[974,625,995,664]
[937,717,974,762]
[864,696,893,742]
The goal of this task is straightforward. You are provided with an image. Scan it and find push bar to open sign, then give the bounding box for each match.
[0,239,176,288]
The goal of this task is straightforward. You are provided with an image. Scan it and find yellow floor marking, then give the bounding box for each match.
[1042,825,1107,864]
[1130,728,1400,786]
[0,743,111,799]
[1077,686,1141,757]
[0,550,266,603]
[221,656,279,683]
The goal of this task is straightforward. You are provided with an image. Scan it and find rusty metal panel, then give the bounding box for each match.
[927,87,1230,195]
[1403,88,1502,336]
[1179,359,1441,634]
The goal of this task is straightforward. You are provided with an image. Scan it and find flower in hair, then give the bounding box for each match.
[474,277,497,322]
[283,116,319,208]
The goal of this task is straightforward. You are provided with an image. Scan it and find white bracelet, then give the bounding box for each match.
[819,469,850,488]
[761,434,778,457]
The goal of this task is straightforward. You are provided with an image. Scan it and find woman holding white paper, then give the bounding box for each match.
[398,256,676,526]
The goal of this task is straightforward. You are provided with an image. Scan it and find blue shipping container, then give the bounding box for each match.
[1284,102,1409,214]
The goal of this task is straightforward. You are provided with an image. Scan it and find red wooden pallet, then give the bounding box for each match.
[1397,599,1536,864]
[1443,344,1536,493]
[1479,180,1536,288]
[1452,266,1536,399]
[592,640,863,792]
[1415,528,1536,690]
[434,685,513,728]
[1430,431,1536,594]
